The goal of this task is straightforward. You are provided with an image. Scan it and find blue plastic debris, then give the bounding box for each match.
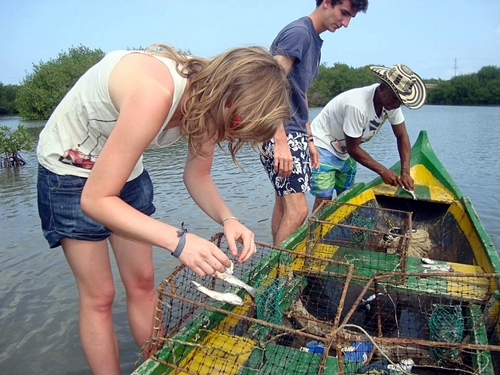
[304,340,325,354]
[342,339,374,363]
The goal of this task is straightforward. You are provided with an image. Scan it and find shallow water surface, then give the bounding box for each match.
[0,105,499,374]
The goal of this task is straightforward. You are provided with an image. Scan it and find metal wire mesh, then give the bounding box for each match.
[149,233,355,374]
[147,232,500,375]
[335,273,500,374]
[307,201,412,281]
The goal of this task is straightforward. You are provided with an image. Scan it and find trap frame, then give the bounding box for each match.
[146,233,500,375]
[334,272,500,375]
[307,201,413,282]
[149,233,356,374]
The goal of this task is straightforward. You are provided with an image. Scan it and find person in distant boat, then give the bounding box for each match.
[260,0,369,246]
[36,44,290,375]
[310,63,427,212]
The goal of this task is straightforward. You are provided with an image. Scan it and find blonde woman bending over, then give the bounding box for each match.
[36,44,290,375]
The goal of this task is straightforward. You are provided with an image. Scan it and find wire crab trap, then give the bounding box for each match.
[307,201,413,282]
[148,233,365,375]
[331,272,500,375]
[144,233,500,374]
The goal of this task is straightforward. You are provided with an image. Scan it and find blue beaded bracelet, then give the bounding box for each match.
[172,222,188,258]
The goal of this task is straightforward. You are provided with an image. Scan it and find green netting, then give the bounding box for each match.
[428,305,464,362]
[255,277,285,325]
[350,213,373,247]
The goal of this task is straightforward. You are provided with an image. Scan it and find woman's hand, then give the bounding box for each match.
[222,218,256,263]
[177,233,232,276]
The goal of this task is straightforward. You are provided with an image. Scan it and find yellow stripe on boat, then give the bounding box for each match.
[446,275,490,301]
[216,298,254,332]
[176,332,256,375]
[443,262,490,300]
[412,165,448,189]
[346,189,376,206]
[448,201,493,273]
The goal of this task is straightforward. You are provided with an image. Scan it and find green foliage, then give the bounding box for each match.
[0,125,33,167]
[309,63,500,107]
[477,65,500,81]
[6,43,499,121]
[426,65,500,105]
[0,83,19,115]
[308,63,383,107]
[15,45,105,120]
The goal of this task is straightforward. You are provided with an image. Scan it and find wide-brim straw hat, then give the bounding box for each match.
[370,64,427,109]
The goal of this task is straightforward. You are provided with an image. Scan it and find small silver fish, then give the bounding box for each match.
[421,257,437,265]
[192,281,244,305]
[215,268,256,298]
[421,263,454,272]
[388,358,415,373]
[403,188,417,200]
[224,261,235,275]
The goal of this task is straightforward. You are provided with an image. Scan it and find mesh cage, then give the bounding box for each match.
[149,233,356,375]
[307,201,412,281]
[147,233,500,375]
[335,273,500,374]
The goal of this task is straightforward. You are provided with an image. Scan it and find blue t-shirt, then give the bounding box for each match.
[271,16,323,134]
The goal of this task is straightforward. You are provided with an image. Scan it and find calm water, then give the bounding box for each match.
[1,105,499,374]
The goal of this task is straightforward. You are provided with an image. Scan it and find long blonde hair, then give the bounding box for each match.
[146,44,290,163]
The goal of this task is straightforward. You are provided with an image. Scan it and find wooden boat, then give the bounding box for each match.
[133,130,500,375]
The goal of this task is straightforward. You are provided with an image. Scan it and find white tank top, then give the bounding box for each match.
[37,50,187,180]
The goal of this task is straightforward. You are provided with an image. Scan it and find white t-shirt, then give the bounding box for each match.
[311,84,405,160]
[37,50,187,180]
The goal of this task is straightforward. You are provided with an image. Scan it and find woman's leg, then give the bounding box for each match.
[110,233,157,356]
[62,238,120,375]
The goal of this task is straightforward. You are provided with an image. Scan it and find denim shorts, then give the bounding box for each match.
[310,146,357,198]
[260,132,311,196]
[37,164,156,248]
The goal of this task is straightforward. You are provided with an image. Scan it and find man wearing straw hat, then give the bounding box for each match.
[310,63,427,211]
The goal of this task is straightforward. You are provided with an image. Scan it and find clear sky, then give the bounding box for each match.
[1,0,499,85]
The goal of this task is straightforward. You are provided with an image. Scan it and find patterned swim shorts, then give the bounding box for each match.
[310,146,357,198]
[260,132,311,196]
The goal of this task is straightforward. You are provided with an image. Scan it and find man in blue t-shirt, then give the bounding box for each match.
[260,0,368,246]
